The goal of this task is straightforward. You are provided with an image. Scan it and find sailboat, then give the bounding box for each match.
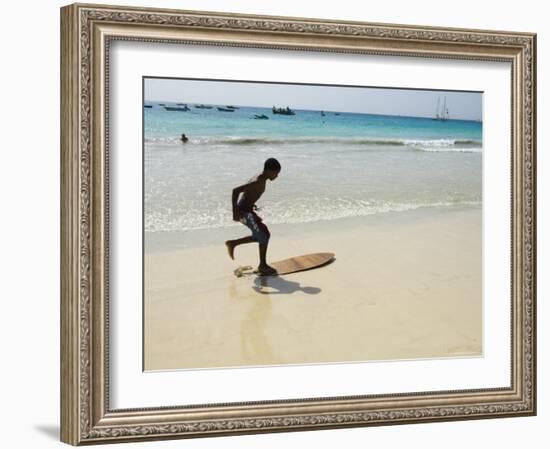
[432,96,450,121]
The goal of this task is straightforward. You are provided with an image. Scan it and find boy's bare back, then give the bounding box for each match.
[237,174,266,212]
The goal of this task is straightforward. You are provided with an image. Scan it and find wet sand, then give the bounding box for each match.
[144,206,482,371]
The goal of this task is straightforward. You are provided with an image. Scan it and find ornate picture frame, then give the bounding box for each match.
[60,2,536,445]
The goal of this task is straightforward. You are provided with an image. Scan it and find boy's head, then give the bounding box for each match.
[263,158,281,180]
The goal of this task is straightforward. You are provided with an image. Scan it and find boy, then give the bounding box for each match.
[225,158,281,275]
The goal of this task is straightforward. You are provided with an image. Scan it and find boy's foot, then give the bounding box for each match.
[257,264,277,275]
[225,241,235,260]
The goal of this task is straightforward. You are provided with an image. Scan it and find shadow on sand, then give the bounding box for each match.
[252,275,322,295]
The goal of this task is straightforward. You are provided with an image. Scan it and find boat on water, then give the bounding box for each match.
[335,112,340,116]
[272,106,295,115]
[226,105,239,109]
[194,104,213,109]
[164,105,190,112]
[217,107,235,112]
[158,103,166,106]
[254,114,269,120]
[432,96,450,121]
[321,110,325,117]
[144,105,153,108]
[176,103,188,106]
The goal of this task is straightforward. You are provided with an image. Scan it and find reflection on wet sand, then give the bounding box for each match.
[240,293,273,364]
[238,277,322,364]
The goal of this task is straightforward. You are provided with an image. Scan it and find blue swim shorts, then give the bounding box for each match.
[239,209,270,244]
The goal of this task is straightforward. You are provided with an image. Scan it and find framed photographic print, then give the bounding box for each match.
[60,2,537,445]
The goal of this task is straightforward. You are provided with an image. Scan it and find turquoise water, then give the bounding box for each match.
[144,103,482,232]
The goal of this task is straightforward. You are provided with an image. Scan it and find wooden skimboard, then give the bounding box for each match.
[234,253,335,277]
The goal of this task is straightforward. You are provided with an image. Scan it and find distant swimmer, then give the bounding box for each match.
[180,133,189,143]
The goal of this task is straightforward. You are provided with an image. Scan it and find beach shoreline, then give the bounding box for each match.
[145,204,480,253]
[144,205,482,371]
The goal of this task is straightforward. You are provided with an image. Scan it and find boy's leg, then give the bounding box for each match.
[259,241,268,266]
[255,222,276,274]
[232,236,256,246]
[225,236,255,260]
[226,211,275,274]
[225,210,257,260]
[258,242,276,273]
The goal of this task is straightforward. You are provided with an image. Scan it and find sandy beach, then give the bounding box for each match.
[144,206,482,371]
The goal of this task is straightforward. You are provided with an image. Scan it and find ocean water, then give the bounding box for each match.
[144,103,482,233]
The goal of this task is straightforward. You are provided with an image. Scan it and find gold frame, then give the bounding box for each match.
[60,2,537,445]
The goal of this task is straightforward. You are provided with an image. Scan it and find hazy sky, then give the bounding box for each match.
[144,77,482,121]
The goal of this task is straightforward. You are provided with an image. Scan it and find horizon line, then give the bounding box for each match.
[143,100,482,123]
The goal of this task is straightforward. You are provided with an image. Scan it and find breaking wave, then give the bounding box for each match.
[145,136,482,152]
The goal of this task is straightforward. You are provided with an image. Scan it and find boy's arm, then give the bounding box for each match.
[231,181,256,221]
